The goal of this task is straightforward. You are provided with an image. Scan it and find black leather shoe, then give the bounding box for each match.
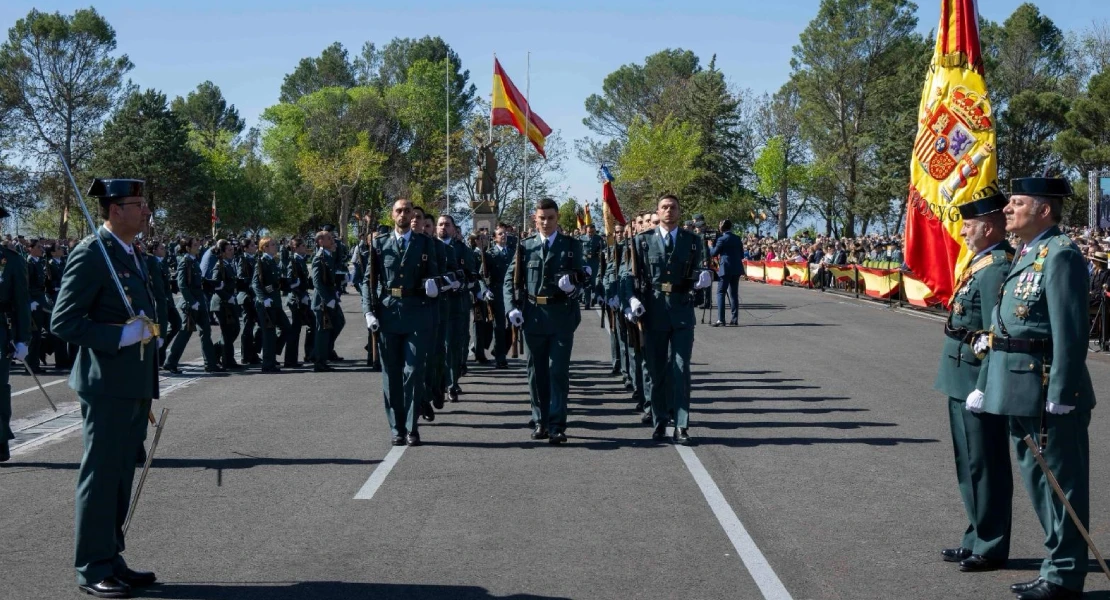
[609,367,621,376]
[941,547,972,562]
[421,402,435,422]
[651,425,667,441]
[527,419,536,429]
[225,363,247,371]
[548,431,567,444]
[406,433,421,446]
[312,365,335,372]
[673,428,691,445]
[329,352,343,361]
[624,381,634,391]
[282,362,301,369]
[115,568,157,588]
[1015,580,1082,600]
[205,365,227,373]
[1010,578,1044,594]
[449,388,460,403]
[530,427,549,440]
[0,441,10,463]
[640,412,653,425]
[711,321,724,327]
[162,366,182,375]
[78,576,132,598]
[260,366,281,373]
[728,320,739,327]
[391,435,406,446]
[495,360,509,369]
[958,554,1002,572]
[432,389,445,410]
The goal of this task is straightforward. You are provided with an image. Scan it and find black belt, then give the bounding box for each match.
[943,324,977,344]
[528,294,566,305]
[652,282,691,294]
[388,287,423,298]
[989,335,1052,353]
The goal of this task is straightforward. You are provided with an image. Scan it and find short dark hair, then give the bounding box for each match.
[176,237,194,254]
[658,194,680,206]
[412,205,426,217]
[720,219,733,232]
[439,214,457,227]
[536,197,558,212]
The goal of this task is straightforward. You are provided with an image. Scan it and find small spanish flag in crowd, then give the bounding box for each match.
[491,58,552,158]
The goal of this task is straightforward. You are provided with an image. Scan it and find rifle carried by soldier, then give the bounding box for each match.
[510,234,524,357]
[627,236,646,349]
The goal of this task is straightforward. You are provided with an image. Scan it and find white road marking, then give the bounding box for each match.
[353,445,406,500]
[675,444,794,600]
[12,377,68,397]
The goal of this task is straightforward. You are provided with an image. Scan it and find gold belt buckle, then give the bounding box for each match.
[535,296,549,305]
[661,283,673,293]
[391,288,403,298]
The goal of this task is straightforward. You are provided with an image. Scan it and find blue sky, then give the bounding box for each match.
[3,0,1106,208]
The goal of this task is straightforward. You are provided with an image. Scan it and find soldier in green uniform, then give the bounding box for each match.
[150,241,180,368]
[142,241,170,369]
[25,238,49,372]
[284,238,314,367]
[364,199,441,445]
[580,224,604,309]
[51,179,160,598]
[207,240,242,370]
[933,193,1014,572]
[163,237,222,374]
[983,178,1096,600]
[438,215,473,403]
[488,224,513,369]
[622,195,712,444]
[236,239,261,365]
[254,237,291,373]
[311,230,345,372]
[0,206,31,463]
[421,210,451,417]
[504,198,586,444]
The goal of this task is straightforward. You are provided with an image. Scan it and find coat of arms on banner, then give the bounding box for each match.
[913,86,994,203]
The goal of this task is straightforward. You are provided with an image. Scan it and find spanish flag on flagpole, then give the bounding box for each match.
[582,202,592,227]
[491,58,552,158]
[904,0,998,307]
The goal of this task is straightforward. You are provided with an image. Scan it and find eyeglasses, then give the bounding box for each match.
[117,201,149,209]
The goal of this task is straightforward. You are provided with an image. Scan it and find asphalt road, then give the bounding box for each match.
[2,283,1108,600]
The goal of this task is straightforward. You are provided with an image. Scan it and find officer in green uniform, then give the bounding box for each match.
[25,238,49,372]
[504,198,585,444]
[51,178,160,598]
[284,238,314,367]
[365,199,441,445]
[622,195,711,444]
[933,193,1014,572]
[488,224,513,369]
[421,210,451,417]
[311,230,345,372]
[142,241,170,368]
[579,224,604,309]
[254,237,291,373]
[45,241,73,369]
[441,216,476,401]
[236,240,261,365]
[0,205,31,463]
[207,240,242,370]
[163,237,222,374]
[150,241,180,368]
[983,177,1096,600]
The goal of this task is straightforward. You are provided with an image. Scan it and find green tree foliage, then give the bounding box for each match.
[279,42,356,103]
[89,89,206,234]
[376,36,476,114]
[171,81,246,151]
[617,117,704,213]
[0,7,132,237]
[558,198,581,233]
[1057,69,1110,173]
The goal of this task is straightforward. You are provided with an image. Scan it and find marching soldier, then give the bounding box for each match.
[0,205,31,463]
[421,209,451,417]
[580,224,604,309]
[353,232,380,370]
[622,195,712,444]
[470,233,495,364]
[488,224,513,369]
[44,241,73,369]
[504,197,585,444]
[934,193,1013,572]
[254,236,291,373]
[164,237,222,374]
[438,215,472,403]
[311,229,345,372]
[25,238,49,372]
[364,199,441,445]
[51,178,160,598]
[603,224,624,377]
[143,241,170,368]
[284,238,314,367]
[236,239,262,365]
[981,178,1096,600]
[207,240,243,370]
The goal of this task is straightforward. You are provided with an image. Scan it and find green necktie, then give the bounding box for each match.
[664,232,673,256]
[398,236,406,253]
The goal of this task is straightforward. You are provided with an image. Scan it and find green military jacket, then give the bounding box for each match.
[27,256,49,306]
[580,233,604,269]
[144,253,169,339]
[503,232,584,336]
[236,254,257,306]
[311,249,339,310]
[51,227,159,400]
[934,242,1013,400]
[487,243,511,309]
[177,254,205,310]
[621,227,704,331]
[605,239,625,301]
[365,232,439,334]
[0,247,32,347]
[46,257,65,301]
[983,226,1096,416]
[253,253,283,305]
[448,238,475,317]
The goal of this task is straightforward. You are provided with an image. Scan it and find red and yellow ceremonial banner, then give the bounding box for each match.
[904,0,997,307]
[491,58,552,158]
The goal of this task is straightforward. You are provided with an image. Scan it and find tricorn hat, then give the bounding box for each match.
[88,178,144,202]
[1009,177,1072,198]
[958,191,1008,219]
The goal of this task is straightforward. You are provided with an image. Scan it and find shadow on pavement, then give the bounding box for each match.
[143,581,572,600]
[0,456,378,472]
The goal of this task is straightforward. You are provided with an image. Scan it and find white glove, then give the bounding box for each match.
[326,299,336,309]
[584,265,592,277]
[215,281,224,291]
[630,297,646,317]
[972,334,989,355]
[230,296,238,306]
[300,296,310,305]
[364,312,380,332]
[1046,402,1075,415]
[695,270,712,290]
[263,298,272,308]
[508,308,524,327]
[608,296,619,309]
[191,302,200,310]
[424,278,439,298]
[157,338,164,349]
[30,301,38,311]
[481,289,494,302]
[119,311,153,348]
[291,278,300,289]
[12,342,28,361]
[558,275,575,293]
[965,389,985,413]
[623,308,634,322]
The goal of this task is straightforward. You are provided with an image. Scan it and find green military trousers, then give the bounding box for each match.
[257,302,291,370]
[643,327,694,429]
[523,330,575,432]
[165,303,218,369]
[1010,412,1091,592]
[947,398,1012,559]
[444,316,467,393]
[74,394,151,585]
[380,328,431,437]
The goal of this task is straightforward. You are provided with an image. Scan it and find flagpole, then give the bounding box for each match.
[489,53,496,146]
[211,191,216,238]
[522,52,530,236]
[446,57,451,219]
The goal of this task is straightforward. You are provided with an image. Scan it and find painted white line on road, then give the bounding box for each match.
[12,377,68,397]
[353,445,406,500]
[675,445,794,600]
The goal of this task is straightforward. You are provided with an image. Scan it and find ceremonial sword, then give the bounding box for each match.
[19,358,57,412]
